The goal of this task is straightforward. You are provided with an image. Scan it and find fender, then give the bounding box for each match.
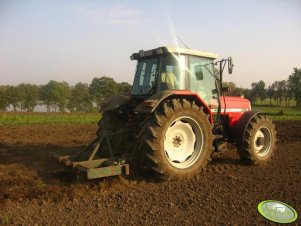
[232,110,262,143]
[134,90,213,122]
[100,94,131,111]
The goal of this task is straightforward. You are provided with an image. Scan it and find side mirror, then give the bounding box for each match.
[194,65,204,80]
[228,57,234,74]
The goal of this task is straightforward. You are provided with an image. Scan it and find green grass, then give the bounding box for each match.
[254,99,297,107]
[0,112,101,125]
[252,106,301,121]
[1,105,300,126]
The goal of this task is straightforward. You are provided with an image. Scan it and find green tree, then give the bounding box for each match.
[5,86,21,111]
[266,84,275,106]
[242,88,251,100]
[40,81,70,112]
[89,76,118,108]
[0,86,8,111]
[271,81,279,106]
[282,80,293,108]
[222,82,244,96]
[250,82,259,103]
[250,80,266,103]
[68,83,93,112]
[288,68,301,108]
[117,82,132,94]
[274,80,286,107]
[257,80,266,104]
[23,84,39,112]
[11,84,39,112]
[57,82,71,112]
[17,84,27,111]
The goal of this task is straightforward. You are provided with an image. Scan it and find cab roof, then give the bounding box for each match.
[130,46,218,60]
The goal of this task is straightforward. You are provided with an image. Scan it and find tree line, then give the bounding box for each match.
[224,68,301,108]
[0,68,300,112]
[0,77,132,112]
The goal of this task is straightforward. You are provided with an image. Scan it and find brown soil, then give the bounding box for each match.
[0,122,300,225]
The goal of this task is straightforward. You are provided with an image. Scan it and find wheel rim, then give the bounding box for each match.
[164,116,203,169]
[253,126,272,157]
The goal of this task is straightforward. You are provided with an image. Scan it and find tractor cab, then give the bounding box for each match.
[130,46,250,127]
[131,46,218,107]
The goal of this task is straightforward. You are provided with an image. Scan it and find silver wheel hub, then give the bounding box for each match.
[254,126,272,157]
[254,130,264,151]
[164,116,203,169]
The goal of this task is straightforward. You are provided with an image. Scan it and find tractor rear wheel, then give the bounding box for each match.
[142,99,213,180]
[238,115,276,164]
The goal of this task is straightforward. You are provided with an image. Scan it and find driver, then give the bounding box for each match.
[160,69,179,89]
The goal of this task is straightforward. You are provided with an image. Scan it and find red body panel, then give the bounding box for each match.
[221,97,251,127]
[173,90,251,127]
[210,96,251,127]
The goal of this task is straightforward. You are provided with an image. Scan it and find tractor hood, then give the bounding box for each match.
[210,96,251,113]
[221,96,251,112]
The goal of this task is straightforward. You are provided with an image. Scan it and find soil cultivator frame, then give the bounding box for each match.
[52,131,129,179]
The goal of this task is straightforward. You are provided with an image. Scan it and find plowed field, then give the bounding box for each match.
[0,121,300,225]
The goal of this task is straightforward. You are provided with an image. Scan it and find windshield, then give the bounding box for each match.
[132,54,185,95]
[132,58,159,95]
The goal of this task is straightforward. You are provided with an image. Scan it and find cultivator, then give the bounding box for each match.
[52,131,129,179]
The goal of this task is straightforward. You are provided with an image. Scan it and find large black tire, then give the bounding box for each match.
[237,115,276,164]
[141,99,213,180]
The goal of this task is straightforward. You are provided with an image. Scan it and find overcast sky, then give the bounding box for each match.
[0,0,300,88]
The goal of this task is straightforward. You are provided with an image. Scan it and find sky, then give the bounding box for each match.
[0,0,300,88]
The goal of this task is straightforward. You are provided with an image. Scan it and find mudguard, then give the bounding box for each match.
[232,110,262,143]
[134,90,174,113]
[99,94,131,111]
[134,90,212,121]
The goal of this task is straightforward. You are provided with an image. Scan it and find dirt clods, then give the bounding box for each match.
[0,121,300,225]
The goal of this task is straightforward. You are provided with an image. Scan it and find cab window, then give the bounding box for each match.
[188,56,216,105]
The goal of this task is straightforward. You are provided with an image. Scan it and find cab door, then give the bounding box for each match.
[187,56,218,104]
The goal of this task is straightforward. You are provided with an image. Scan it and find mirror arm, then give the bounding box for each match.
[219,59,227,92]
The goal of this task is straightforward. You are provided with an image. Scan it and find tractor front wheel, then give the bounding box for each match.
[238,115,276,164]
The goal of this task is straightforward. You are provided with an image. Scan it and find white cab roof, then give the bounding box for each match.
[131,46,218,60]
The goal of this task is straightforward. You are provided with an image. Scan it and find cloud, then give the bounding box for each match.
[83,4,142,26]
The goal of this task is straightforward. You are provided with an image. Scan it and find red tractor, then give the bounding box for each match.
[96,46,276,180]
[55,46,276,180]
